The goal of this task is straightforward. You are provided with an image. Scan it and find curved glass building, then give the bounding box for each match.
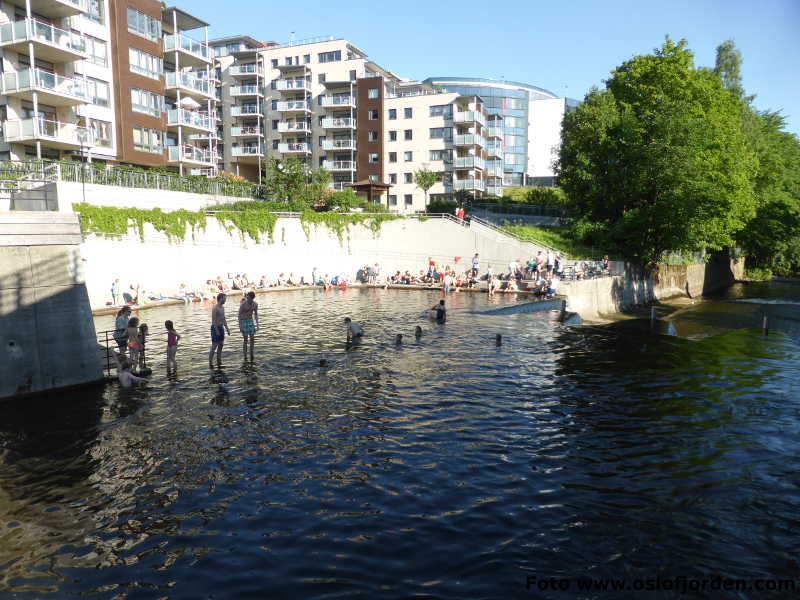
[423,77,576,187]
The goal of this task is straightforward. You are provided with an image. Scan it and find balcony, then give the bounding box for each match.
[1,68,88,106]
[7,0,86,18]
[278,142,311,154]
[454,111,486,126]
[454,134,486,148]
[275,100,311,113]
[2,117,91,150]
[230,64,263,78]
[230,84,262,97]
[0,18,87,63]
[321,139,356,151]
[323,160,355,171]
[328,181,352,190]
[167,144,215,165]
[486,185,503,197]
[454,179,486,192]
[485,165,503,178]
[321,117,355,129]
[231,145,264,159]
[486,126,503,139]
[454,157,485,170]
[486,143,503,158]
[231,125,263,137]
[166,109,214,133]
[275,79,311,92]
[165,71,215,100]
[230,104,261,117]
[320,96,356,109]
[164,33,211,68]
[277,121,311,134]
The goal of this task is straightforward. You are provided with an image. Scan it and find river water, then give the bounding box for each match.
[1,283,798,599]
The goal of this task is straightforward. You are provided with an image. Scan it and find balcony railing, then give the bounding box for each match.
[486,186,503,197]
[454,134,486,147]
[230,84,262,96]
[486,143,503,157]
[275,79,311,91]
[454,111,486,126]
[164,33,210,63]
[454,179,486,192]
[2,117,91,147]
[230,64,263,77]
[0,18,87,57]
[277,121,311,133]
[320,95,355,107]
[321,117,355,129]
[1,68,88,102]
[454,157,485,170]
[278,142,310,153]
[276,100,310,112]
[486,126,503,138]
[232,145,264,157]
[485,166,503,177]
[328,181,352,190]
[323,160,355,171]
[165,71,213,96]
[166,109,213,131]
[231,126,262,137]
[168,145,214,164]
[230,104,261,117]
[321,139,355,150]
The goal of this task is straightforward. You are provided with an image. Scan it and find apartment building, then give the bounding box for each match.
[0,0,216,174]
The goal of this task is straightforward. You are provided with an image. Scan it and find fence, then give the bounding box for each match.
[471,202,565,217]
[0,160,268,199]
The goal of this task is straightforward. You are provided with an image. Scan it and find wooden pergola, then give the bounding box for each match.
[348,179,393,206]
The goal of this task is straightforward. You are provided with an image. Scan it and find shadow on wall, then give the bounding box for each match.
[0,245,103,399]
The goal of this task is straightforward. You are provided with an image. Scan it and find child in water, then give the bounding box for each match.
[111,351,148,387]
[137,323,149,370]
[126,317,141,369]
[165,320,181,371]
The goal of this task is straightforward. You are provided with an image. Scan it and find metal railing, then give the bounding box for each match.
[454,134,486,147]
[166,109,213,130]
[230,104,261,116]
[279,142,310,153]
[231,126,262,136]
[275,79,311,91]
[321,139,356,150]
[165,71,213,96]
[231,84,262,96]
[0,18,87,55]
[323,160,355,171]
[2,117,91,146]
[164,33,210,61]
[2,68,88,100]
[471,203,566,217]
[231,145,264,157]
[277,121,311,133]
[321,117,356,128]
[276,100,310,112]
[168,145,215,164]
[230,64,263,76]
[320,96,356,107]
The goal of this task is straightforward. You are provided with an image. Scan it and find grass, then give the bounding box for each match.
[501,224,611,259]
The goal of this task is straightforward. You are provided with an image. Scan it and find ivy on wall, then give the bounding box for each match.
[73,203,206,242]
[299,210,400,244]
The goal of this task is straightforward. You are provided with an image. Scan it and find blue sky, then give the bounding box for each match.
[191,0,800,135]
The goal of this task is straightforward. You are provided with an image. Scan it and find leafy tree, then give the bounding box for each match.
[302,167,331,206]
[413,167,438,207]
[713,39,747,99]
[264,158,307,203]
[557,37,757,265]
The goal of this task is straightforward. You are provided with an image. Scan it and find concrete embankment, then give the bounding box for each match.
[561,257,745,320]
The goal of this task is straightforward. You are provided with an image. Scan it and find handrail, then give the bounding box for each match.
[468,215,564,256]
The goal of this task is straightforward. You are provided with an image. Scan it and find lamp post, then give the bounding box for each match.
[77,128,89,205]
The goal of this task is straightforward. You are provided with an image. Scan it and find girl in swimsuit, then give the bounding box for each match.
[165,320,181,371]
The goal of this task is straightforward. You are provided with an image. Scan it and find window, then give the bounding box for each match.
[86,36,107,67]
[368,109,378,120]
[318,73,326,83]
[430,104,453,118]
[430,149,452,162]
[349,70,357,81]
[368,131,379,142]
[404,172,413,184]
[389,173,397,184]
[430,127,453,140]
[388,194,397,206]
[369,153,379,163]
[319,157,325,167]
[404,129,412,140]
[404,107,412,118]
[404,151,413,162]
[285,57,293,65]
[272,120,279,130]
[271,59,278,68]
[132,126,162,154]
[85,0,104,24]
[129,48,162,80]
[131,88,164,117]
[86,77,110,107]
[318,50,341,63]
[388,109,396,120]
[369,174,379,182]
[388,152,397,163]
[388,131,397,142]
[272,139,279,149]
[404,194,413,206]
[127,7,161,42]
[271,100,278,110]
[304,54,311,64]
[88,118,112,147]
[368,88,379,99]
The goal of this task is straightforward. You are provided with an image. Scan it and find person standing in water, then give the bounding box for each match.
[431,299,446,323]
[209,293,230,369]
[344,317,363,343]
[165,320,181,372]
[238,291,259,361]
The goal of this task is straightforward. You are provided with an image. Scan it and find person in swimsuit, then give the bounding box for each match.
[431,300,446,323]
[113,306,131,353]
[125,317,141,369]
[209,293,230,369]
[238,291,259,361]
[165,320,181,371]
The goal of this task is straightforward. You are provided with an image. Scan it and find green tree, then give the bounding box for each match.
[413,167,438,207]
[557,37,757,265]
[302,167,331,206]
[264,158,307,203]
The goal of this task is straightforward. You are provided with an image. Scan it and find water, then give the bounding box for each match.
[1,285,799,599]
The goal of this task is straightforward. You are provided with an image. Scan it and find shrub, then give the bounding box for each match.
[427,200,458,214]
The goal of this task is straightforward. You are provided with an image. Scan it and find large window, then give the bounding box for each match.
[318,50,341,63]
[128,8,161,42]
[129,48,163,80]
[430,127,452,140]
[430,105,453,118]
[86,36,107,67]
[429,149,452,162]
[86,77,110,107]
[131,88,164,117]
[404,107,413,118]
[85,0,104,25]
[404,151,413,162]
[132,126,163,154]
[88,118,113,147]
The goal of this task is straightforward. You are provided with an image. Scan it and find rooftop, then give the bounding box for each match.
[162,6,208,31]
